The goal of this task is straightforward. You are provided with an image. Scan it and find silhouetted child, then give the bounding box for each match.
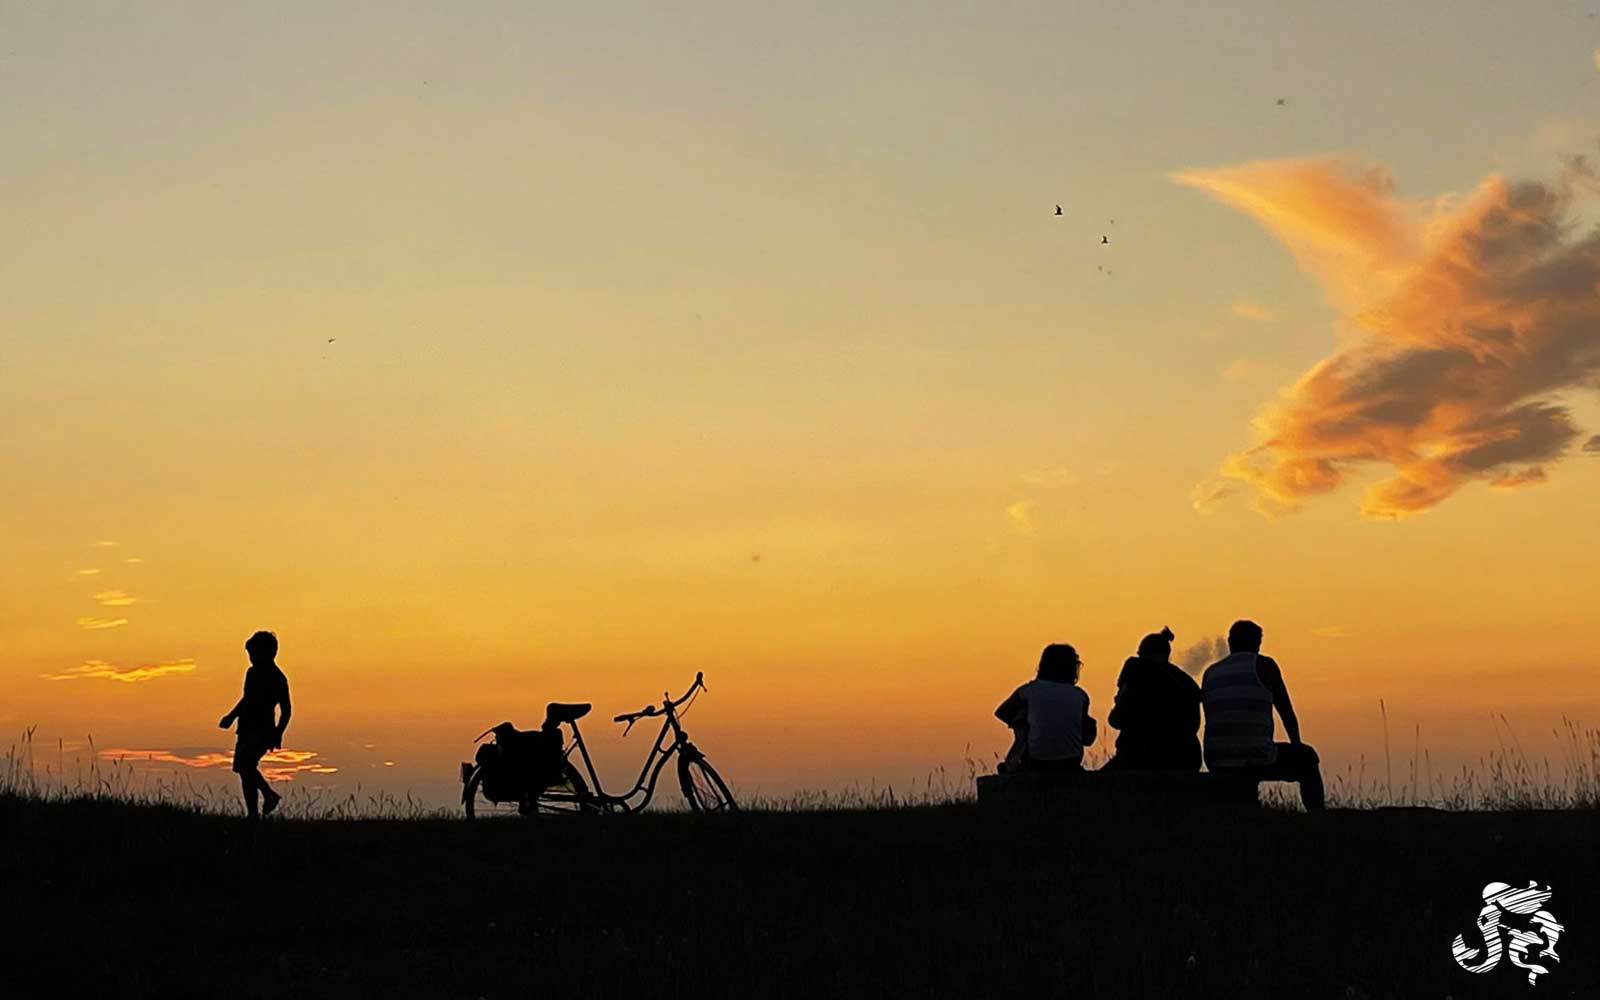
[995,643,1097,773]
[219,630,292,818]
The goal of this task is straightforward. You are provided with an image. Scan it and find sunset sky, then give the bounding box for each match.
[6,2,1600,806]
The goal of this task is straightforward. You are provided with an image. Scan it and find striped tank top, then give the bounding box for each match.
[1201,652,1277,768]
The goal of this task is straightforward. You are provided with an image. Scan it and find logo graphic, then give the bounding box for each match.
[1451,881,1564,985]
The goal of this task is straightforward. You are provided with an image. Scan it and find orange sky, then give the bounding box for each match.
[6,3,1600,807]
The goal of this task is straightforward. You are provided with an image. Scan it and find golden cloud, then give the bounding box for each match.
[76,617,129,630]
[75,568,102,577]
[93,589,138,607]
[1177,157,1600,518]
[97,746,337,782]
[42,658,196,682]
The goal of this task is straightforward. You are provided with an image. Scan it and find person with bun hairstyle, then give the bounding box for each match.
[995,643,1098,773]
[1104,627,1202,771]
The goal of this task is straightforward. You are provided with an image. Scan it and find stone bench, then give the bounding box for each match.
[975,768,1261,808]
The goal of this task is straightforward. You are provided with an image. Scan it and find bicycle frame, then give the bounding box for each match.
[540,680,706,814]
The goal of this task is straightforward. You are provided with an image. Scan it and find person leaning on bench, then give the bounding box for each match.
[995,643,1098,773]
[1103,627,1201,772]
[1201,619,1325,811]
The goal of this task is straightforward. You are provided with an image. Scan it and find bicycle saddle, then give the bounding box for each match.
[544,702,592,723]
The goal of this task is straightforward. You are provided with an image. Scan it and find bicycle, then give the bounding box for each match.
[461,672,736,817]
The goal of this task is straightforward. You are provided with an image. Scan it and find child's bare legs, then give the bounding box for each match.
[238,766,279,817]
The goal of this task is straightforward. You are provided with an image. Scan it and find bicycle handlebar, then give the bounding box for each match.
[613,672,706,726]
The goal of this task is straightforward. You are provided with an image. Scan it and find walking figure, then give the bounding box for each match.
[218,630,292,818]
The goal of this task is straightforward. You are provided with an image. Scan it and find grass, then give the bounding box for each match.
[4,725,1599,998]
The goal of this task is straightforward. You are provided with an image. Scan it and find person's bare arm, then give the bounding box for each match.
[995,689,1024,724]
[1256,656,1301,744]
[219,696,245,730]
[273,680,292,748]
[1082,693,1097,747]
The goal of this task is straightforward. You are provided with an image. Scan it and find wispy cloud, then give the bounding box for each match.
[1231,298,1275,322]
[75,617,129,630]
[1178,635,1229,675]
[1191,481,1240,514]
[1488,467,1549,490]
[124,557,143,564]
[1019,466,1079,489]
[75,568,102,577]
[1221,359,1257,382]
[42,658,195,682]
[1311,625,1352,638]
[97,746,337,782]
[93,540,119,548]
[1005,500,1036,534]
[1583,434,1600,454]
[1177,156,1600,518]
[93,589,137,607]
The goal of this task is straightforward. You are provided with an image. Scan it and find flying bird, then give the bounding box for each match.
[1101,235,1110,245]
[1276,98,1287,106]
[327,338,336,343]
[1054,205,1063,216]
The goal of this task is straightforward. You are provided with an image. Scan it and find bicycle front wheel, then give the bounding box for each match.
[678,753,737,813]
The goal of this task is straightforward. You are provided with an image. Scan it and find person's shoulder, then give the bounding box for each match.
[1256,654,1283,673]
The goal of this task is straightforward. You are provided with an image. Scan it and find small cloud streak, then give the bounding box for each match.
[1176,156,1600,518]
[93,540,119,548]
[1221,359,1256,382]
[98,746,337,782]
[76,617,129,630]
[1488,467,1549,490]
[1311,625,1352,638]
[93,589,138,607]
[124,557,143,564]
[1005,500,1036,534]
[75,568,102,577]
[1019,466,1078,488]
[42,658,195,682]
[1231,298,1275,322]
[1191,481,1240,514]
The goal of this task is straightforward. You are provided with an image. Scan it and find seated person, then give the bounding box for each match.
[1200,619,1325,811]
[1104,627,1201,772]
[995,643,1098,773]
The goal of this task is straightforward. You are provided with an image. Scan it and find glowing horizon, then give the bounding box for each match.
[6,2,1600,807]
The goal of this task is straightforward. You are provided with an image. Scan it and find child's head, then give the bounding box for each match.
[1137,626,1176,662]
[245,630,278,665]
[1037,643,1081,683]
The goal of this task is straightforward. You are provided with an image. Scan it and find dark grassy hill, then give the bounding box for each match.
[3,794,1594,998]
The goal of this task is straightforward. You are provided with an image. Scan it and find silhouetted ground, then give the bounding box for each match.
[3,794,1595,998]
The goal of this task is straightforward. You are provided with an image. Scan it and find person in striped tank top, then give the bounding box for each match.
[1200,620,1324,810]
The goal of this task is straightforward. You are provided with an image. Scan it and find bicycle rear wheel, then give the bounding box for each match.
[678,753,737,813]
